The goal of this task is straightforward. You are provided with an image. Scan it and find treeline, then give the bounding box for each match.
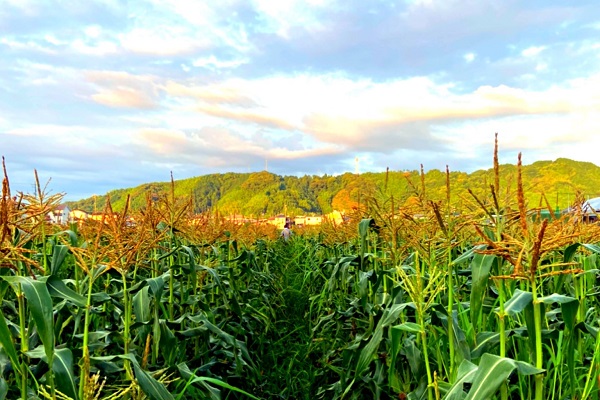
[67,158,600,216]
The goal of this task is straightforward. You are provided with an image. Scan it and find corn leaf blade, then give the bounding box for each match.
[2,276,54,361]
[53,348,78,400]
[465,353,542,400]
[120,353,175,400]
[47,275,86,307]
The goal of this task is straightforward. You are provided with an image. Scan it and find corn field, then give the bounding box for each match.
[1,150,600,400]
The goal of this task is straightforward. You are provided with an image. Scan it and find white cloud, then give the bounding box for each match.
[119,27,211,56]
[159,70,600,145]
[84,25,103,39]
[464,52,476,63]
[1,0,39,15]
[142,71,600,159]
[521,45,547,57]
[148,0,216,26]
[192,55,249,70]
[438,112,600,168]
[44,34,63,46]
[0,37,56,54]
[72,39,118,56]
[86,70,161,108]
[251,0,328,37]
[132,127,341,169]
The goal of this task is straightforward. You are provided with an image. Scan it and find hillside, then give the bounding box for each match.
[66,158,600,216]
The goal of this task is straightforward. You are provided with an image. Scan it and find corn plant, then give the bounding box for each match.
[2,150,600,400]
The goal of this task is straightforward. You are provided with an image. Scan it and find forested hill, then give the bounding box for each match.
[66,158,600,216]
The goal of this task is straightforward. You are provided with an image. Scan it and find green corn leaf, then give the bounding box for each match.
[392,322,422,334]
[53,348,78,400]
[358,270,374,299]
[465,353,543,400]
[2,276,55,362]
[581,243,600,254]
[178,245,197,271]
[196,317,235,346]
[451,244,487,266]
[355,304,409,378]
[523,301,538,356]
[91,264,109,283]
[358,218,374,265]
[196,377,259,400]
[358,218,374,241]
[176,326,208,338]
[537,293,577,305]
[50,244,70,275]
[23,279,55,362]
[388,302,413,386]
[90,292,111,303]
[0,377,7,400]
[442,359,478,400]
[563,243,580,263]
[501,289,532,317]
[133,286,151,324]
[159,320,177,365]
[23,345,78,399]
[0,314,20,379]
[156,244,179,260]
[176,362,260,400]
[380,303,408,326]
[389,324,403,391]
[355,324,383,377]
[147,272,168,302]
[470,332,501,359]
[176,362,220,400]
[89,355,123,374]
[469,253,495,331]
[46,275,86,307]
[23,344,46,359]
[400,337,421,376]
[120,353,175,400]
[561,299,579,332]
[74,331,112,351]
[512,359,546,375]
[55,229,79,247]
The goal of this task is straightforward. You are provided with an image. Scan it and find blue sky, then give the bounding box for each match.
[2,0,600,200]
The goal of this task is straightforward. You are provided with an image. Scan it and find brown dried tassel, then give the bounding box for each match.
[385,167,389,192]
[530,219,548,278]
[517,153,528,236]
[430,201,447,236]
[2,156,10,200]
[1,169,9,245]
[494,133,500,196]
[490,184,500,216]
[445,165,451,210]
[513,244,526,277]
[142,334,152,369]
[468,188,495,223]
[420,164,426,200]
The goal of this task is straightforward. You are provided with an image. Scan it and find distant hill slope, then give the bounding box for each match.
[66,158,600,216]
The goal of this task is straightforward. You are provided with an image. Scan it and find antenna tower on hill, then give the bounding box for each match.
[355,157,359,175]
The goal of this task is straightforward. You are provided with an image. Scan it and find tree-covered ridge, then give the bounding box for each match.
[66,158,600,215]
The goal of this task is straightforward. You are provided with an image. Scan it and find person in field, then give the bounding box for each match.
[281,223,292,241]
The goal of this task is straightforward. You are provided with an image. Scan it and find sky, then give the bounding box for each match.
[1,0,600,201]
